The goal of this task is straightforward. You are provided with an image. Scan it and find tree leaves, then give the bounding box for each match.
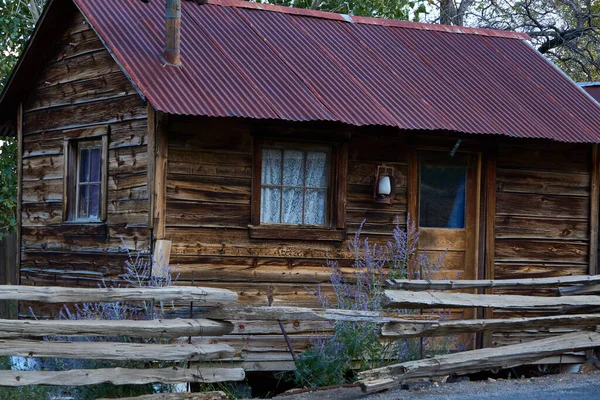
[0,138,17,239]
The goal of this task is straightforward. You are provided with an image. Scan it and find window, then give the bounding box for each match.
[260,146,329,226]
[64,133,108,222]
[75,142,103,220]
[419,151,468,229]
[251,138,347,240]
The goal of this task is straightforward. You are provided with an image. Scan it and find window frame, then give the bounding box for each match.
[250,136,347,241]
[63,129,108,223]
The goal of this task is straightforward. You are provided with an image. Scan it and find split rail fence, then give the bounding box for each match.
[1,275,600,393]
[0,285,244,387]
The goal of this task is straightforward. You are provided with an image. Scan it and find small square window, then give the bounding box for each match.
[250,138,348,241]
[64,135,107,222]
[260,147,330,226]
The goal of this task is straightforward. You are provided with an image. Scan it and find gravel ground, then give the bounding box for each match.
[275,370,600,400]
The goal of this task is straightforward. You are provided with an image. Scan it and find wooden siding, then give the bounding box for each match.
[492,141,592,347]
[19,11,149,300]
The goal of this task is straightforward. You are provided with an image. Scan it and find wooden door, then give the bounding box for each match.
[409,149,480,320]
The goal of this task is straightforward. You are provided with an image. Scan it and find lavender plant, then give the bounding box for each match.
[294,216,454,388]
[26,247,181,399]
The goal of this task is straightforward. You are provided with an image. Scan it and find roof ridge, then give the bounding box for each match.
[206,0,531,40]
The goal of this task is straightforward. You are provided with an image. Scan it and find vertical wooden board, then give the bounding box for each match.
[147,105,156,229]
[154,112,168,239]
[335,141,348,229]
[483,151,496,348]
[17,103,23,286]
[589,144,599,275]
[250,137,262,226]
[407,147,418,226]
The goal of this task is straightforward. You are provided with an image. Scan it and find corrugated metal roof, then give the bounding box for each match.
[71,0,600,142]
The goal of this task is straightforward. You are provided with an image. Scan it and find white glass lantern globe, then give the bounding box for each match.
[377,175,392,196]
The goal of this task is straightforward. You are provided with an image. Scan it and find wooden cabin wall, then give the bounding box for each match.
[18,10,150,314]
[164,116,408,366]
[492,140,592,346]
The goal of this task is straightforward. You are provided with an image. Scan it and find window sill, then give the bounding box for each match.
[59,221,107,236]
[248,225,346,242]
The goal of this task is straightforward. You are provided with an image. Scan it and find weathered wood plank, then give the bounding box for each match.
[166,201,251,228]
[496,168,590,196]
[0,367,245,386]
[22,154,64,181]
[494,262,588,279]
[383,290,600,309]
[25,72,137,112]
[204,306,437,323]
[99,391,227,400]
[386,275,600,290]
[0,318,233,338]
[381,314,600,337]
[0,285,237,303]
[494,239,588,263]
[35,50,120,88]
[495,216,588,240]
[496,192,589,219]
[23,95,146,134]
[167,174,251,204]
[0,339,235,361]
[496,143,590,173]
[358,331,600,392]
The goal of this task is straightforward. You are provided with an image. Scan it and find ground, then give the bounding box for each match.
[273,370,600,400]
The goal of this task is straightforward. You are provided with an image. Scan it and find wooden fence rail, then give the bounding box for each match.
[0,285,244,387]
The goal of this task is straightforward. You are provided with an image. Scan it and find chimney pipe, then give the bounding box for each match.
[164,0,181,66]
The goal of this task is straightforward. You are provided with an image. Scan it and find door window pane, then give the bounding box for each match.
[419,153,467,229]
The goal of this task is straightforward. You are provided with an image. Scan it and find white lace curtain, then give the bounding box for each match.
[261,148,328,225]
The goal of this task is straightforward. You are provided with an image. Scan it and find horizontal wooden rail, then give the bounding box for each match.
[381,313,600,337]
[204,306,437,322]
[98,392,227,400]
[386,275,600,290]
[0,366,245,386]
[359,331,600,393]
[384,290,600,309]
[0,285,237,303]
[0,339,235,361]
[560,283,600,296]
[0,318,233,339]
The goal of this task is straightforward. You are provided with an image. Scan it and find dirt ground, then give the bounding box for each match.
[273,370,600,400]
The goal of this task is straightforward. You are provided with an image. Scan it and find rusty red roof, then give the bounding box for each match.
[5,0,600,142]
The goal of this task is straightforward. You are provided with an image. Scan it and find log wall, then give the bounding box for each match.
[19,11,149,304]
[492,140,593,346]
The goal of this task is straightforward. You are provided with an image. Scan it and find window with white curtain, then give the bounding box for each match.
[260,145,330,226]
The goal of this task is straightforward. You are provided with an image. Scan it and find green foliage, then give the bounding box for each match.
[258,0,426,21]
[0,138,17,239]
[0,0,44,89]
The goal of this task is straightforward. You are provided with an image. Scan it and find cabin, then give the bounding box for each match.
[2,0,600,370]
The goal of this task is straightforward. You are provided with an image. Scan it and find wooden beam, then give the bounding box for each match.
[16,103,22,285]
[99,391,227,400]
[147,103,156,229]
[0,285,237,303]
[407,147,418,227]
[590,143,599,275]
[152,239,172,279]
[386,275,600,290]
[154,111,168,239]
[0,339,235,361]
[0,366,245,386]
[560,283,600,296]
[204,306,436,322]
[381,313,600,337]
[0,318,233,339]
[358,331,600,393]
[384,290,600,309]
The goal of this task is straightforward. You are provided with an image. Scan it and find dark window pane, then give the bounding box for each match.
[78,185,89,219]
[89,184,100,218]
[419,154,467,229]
[79,148,90,183]
[262,149,282,185]
[90,148,102,182]
[261,187,281,223]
